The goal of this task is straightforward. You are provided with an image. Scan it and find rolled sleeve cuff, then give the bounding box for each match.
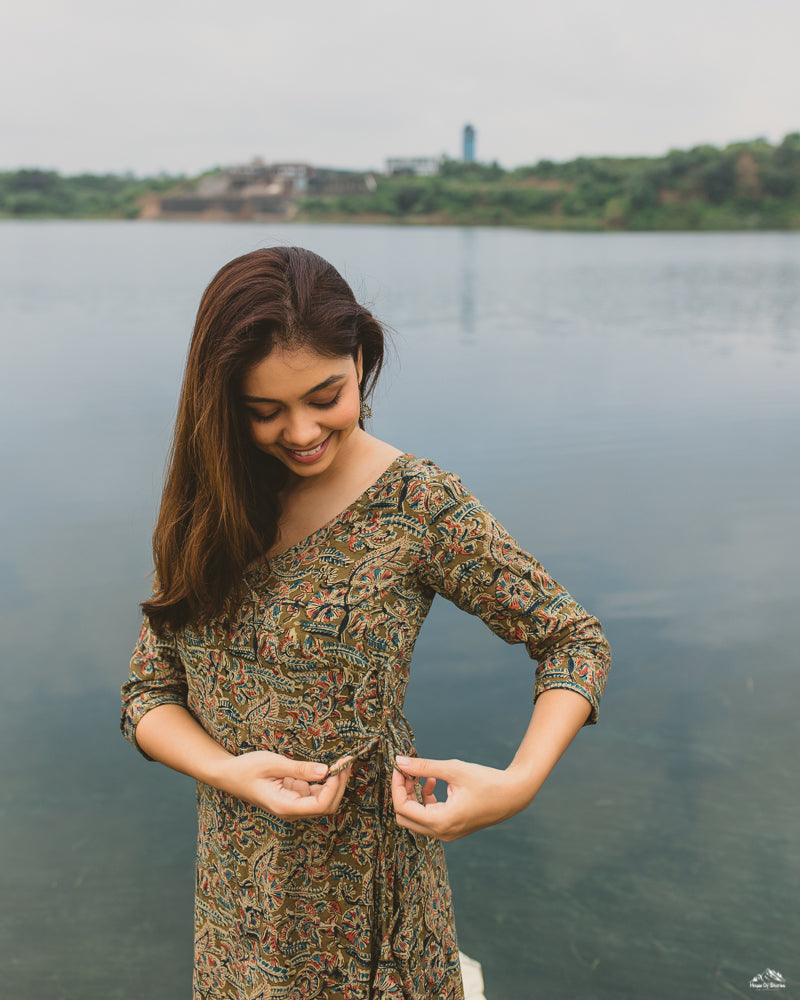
[532,658,601,726]
[120,690,188,760]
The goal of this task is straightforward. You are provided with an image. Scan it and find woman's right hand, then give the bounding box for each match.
[134,705,353,819]
[214,750,353,819]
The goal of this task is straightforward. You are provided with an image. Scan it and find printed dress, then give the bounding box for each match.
[121,455,610,1000]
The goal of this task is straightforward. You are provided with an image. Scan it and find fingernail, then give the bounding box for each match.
[311,764,328,779]
[395,756,411,766]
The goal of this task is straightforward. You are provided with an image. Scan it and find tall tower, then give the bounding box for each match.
[463,124,476,162]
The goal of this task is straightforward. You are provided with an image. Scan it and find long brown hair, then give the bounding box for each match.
[142,247,386,633]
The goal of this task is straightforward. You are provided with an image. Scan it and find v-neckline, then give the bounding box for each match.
[248,453,411,576]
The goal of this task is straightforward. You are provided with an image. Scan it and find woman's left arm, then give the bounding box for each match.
[394,466,611,841]
[392,687,591,841]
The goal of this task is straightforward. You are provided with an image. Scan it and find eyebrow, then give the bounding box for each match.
[242,374,347,404]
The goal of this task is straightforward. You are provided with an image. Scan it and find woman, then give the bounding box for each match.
[121,246,610,1000]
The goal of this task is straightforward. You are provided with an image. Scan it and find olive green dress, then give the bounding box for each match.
[121,455,610,1000]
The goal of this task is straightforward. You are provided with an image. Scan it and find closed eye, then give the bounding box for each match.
[247,390,342,424]
[311,391,342,410]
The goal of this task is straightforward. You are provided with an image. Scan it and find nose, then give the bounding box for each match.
[281,407,322,448]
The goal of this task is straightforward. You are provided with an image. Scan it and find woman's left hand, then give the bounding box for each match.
[391,755,531,842]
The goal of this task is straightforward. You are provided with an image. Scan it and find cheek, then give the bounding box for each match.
[248,420,276,448]
[331,394,361,428]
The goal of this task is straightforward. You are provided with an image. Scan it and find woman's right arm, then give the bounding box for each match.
[134,704,352,818]
[123,618,351,818]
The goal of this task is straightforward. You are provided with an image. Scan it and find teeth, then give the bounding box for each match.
[290,441,326,457]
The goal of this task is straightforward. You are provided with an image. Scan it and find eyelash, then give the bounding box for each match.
[314,390,343,410]
[250,391,343,424]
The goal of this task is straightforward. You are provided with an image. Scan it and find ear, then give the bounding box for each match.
[355,345,364,385]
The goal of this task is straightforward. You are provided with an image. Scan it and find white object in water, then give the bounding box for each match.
[459,951,486,1000]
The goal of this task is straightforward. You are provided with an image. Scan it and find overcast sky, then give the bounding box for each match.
[2,0,799,176]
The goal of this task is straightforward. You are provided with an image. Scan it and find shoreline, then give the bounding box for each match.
[3,214,800,233]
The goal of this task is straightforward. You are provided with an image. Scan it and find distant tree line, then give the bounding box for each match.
[297,133,800,230]
[0,169,178,219]
[3,134,800,228]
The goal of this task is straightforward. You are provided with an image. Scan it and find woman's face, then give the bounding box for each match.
[241,345,363,480]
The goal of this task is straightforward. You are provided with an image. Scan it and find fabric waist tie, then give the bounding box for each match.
[324,704,413,778]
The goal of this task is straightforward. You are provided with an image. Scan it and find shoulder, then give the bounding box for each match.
[390,454,485,519]
[395,453,460,486]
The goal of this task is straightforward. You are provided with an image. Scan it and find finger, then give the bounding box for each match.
[394,794,435,824]
[391,765,416,805]
[394,798,451,838]
[277,795,339,818]
[325,755,354,779]
[421,777,438,804]
[394,756,461,783]
[327,772,352,811]
[307,765,352,813]
[324,764,352,798]
[392,774,437,818]
[395,812,440,837]
[282,777,312,796]
[392,766,435,808]
[272,774,348,817]
[285,758,330,783]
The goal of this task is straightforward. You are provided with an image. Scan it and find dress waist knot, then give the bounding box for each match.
[326,702,414,778]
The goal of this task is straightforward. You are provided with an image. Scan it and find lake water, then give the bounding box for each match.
[1,222,798,999]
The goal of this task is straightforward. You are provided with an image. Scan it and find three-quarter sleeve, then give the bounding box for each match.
[121,617,189,757]
[413,468,610,724]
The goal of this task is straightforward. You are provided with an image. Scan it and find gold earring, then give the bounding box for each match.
[359,398,373,420]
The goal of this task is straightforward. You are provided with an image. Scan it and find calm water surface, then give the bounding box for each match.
[1,222,798,999]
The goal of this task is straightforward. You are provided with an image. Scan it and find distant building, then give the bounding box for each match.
[153,157,375,221]
[273,163,314,194]
[385,157,440,177]
[463,124,476,162]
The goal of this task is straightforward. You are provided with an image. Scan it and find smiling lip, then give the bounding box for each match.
[283,435,332,464]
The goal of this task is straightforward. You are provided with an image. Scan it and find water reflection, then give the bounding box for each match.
[459,227,476,342]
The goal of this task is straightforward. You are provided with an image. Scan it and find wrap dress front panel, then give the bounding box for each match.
[121,454,611,1000]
